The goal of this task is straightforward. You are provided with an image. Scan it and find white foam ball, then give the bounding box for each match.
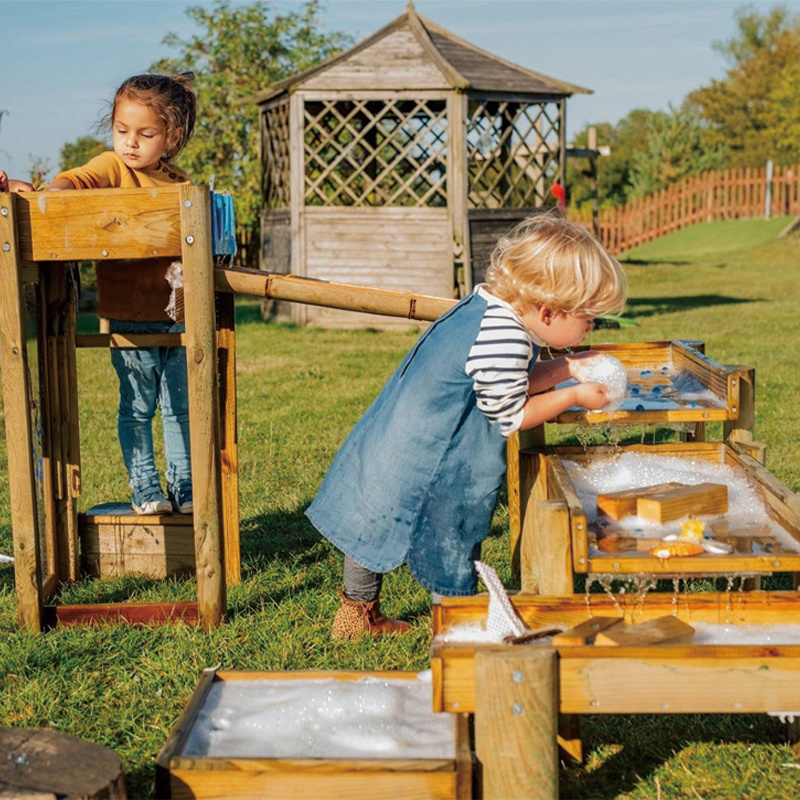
[570,354,627,410]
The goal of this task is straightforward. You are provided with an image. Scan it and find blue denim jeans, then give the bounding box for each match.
[110,319,191,505]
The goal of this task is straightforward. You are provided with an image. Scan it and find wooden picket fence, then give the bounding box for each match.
[571,163,800,253]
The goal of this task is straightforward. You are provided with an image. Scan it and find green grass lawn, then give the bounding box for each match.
[1,217,800,798]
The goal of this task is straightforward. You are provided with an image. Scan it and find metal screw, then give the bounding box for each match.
[152,249,158,255]
[613,562,620,570]
[2,243,9,251]
[512,703,524,716]
[773,560,780,568]
[578,557,586,565]
[452,701,460,710]
[702,412,709,418]
[590,700,598,707]
[732,701,742,709]
[662,702,669,709]
[1,207,8,216]
[184,200,193,207]
[732,406,738,413]
[51,253,57,259]
[512,670,524,684]
[577,523,584,531]
[102,250,109,257]
[186,235,195,244]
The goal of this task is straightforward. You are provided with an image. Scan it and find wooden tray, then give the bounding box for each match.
[544,340,747,425]
[521,442,800,589]
[430,592,800,715]
[156,669,472,800]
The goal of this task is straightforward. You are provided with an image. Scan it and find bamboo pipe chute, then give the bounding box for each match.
[214,267,457,322]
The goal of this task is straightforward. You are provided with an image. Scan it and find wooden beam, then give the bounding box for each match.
[180,185,226,630]
[214,266,456,322]
[0,193,44,630]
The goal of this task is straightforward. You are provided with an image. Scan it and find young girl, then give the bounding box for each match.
[5,73,197,515]
[306,214,627,639]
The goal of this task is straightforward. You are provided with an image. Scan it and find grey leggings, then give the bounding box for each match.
[342,555,443,604]
[343,556,382,602]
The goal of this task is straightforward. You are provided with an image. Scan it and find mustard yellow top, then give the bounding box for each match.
[53,152,191,321]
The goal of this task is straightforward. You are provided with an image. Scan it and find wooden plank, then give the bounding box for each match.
[75,332,185,349]
[43,601,199,628]
[636,482,728,523]
[593,616,695,647]
[180,185,226,630]
[552,617,623,647]
[597,482,684,520]
[519,448,547,592]
[475,648,558,800]
[0,192,43,630]
[81,553,196,580]
[216,292,241,586]
[559,652,800,714]
[15,187,183,262]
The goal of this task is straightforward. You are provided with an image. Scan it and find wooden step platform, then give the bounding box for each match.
[79,502,195,580]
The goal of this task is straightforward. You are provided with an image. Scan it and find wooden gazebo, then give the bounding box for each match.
[251,2,589,328]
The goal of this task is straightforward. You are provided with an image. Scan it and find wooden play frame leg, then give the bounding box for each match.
[474,647,558,800]
[180,185,226,630]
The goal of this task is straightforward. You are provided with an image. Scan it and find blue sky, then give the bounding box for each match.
[1,0,792,179]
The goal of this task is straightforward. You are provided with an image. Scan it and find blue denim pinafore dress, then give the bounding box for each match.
[306,291,538,596]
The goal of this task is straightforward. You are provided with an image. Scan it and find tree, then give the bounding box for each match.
[567,109,667,210]
[59,136,107,172]
[689,5,800,166]
[628,105,728,199]
[151,0,351,266]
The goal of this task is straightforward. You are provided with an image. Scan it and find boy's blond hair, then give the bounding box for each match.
[484,213,627,318]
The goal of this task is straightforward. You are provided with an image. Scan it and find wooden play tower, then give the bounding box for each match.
[0,186,235,631]
[251,2,588,328]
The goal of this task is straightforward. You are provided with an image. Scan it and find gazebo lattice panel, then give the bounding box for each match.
[467,99,562,209]
[261,100,291,210]
[304,99,448,207]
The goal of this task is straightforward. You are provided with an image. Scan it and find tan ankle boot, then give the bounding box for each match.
[331,590,412,640]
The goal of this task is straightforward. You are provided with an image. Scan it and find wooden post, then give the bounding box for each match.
[0,193,44,629]
[519,448,548,593]
[180,185,226,629]
[474,648,558,800]
[724,367,764,464]
[534,499,574,596]
[217,291,241,586]
[509,426,545,585]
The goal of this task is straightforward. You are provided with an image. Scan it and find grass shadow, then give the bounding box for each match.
[626,294,760,318]
[561,713,790,799]
[620,257,692,266]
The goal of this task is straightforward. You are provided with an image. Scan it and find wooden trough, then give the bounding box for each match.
[430,592,800,799]
[156,669,472,800]
[518,441,800,594]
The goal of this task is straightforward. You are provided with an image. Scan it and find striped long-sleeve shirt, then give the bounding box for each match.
[465,287,537,438]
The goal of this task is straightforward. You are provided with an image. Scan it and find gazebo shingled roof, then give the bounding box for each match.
[248,2,591,102]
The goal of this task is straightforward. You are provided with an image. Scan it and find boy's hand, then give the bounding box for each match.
[574,381,611,410]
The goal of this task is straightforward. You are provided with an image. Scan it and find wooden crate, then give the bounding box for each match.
[156,669,472,800]
[79,503,195,579]
[520,441,800,592]
[543,340,747,426]
[430,592,800,715]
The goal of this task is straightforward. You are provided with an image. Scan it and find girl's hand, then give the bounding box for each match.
[574,381,611,411]
[0,171,34,192]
